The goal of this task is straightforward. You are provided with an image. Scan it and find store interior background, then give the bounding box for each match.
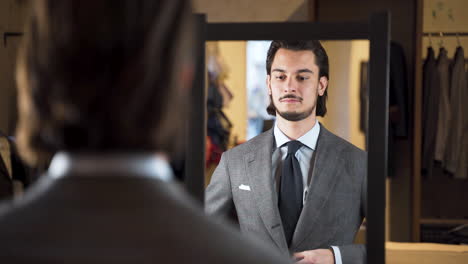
[1,0,467,263]
[200,0,468,244]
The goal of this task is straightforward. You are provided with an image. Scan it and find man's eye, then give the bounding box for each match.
[297,76,309,81]
[275,75,286,80]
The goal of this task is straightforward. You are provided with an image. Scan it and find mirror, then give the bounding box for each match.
[204,39,370,254]
[197,13,390,264]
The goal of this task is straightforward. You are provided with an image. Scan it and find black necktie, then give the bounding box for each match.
[278,140,304,247]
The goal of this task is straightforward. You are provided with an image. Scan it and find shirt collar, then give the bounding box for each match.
[274,120,320,150]
[48,152,173,181]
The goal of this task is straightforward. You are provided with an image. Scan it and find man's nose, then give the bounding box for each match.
[284,78,297,93]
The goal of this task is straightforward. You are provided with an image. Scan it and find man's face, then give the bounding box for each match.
[267,48,327,122]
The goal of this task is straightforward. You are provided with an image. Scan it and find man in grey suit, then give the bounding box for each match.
[206,40,367,264]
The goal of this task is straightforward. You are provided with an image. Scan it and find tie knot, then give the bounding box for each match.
[286,140,302,154]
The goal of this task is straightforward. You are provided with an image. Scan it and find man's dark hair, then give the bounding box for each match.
[265,40,329,117]
[16,0,194,165]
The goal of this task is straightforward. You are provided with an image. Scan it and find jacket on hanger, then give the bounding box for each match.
[434,48,451,164]
[445,47,467,179]
[422,47,439,177]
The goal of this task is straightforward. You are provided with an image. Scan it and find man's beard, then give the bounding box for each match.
[273,94,315,122]
[277,107,314,121]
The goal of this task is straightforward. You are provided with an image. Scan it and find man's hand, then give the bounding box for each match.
[293,249,335,264]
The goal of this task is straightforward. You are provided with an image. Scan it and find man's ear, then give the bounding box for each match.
[266,75,272,95]
[318,76,328,96]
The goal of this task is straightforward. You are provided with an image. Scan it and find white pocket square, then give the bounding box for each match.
[239,184,251,191]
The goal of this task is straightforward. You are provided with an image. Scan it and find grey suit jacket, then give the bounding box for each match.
[434,48,451,163]
[206,125,367,264]
[0,171,291,264]
[445,47,467,178]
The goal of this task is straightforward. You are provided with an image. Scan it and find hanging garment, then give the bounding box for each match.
[444,47,468,177]
[461,70,468,179]
[389,42,409,138]
[358,42,409,177]
[387,42,410,177]
[422,47,439,177]
[434,48,451,164]
[360,42,409,138]
[207,107,232,152]
[207,71,232,155]
[445,47,467,179]
[207,72,224,109]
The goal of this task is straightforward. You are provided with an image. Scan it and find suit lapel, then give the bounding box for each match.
[291,126,344,249]
[245,129,289,252]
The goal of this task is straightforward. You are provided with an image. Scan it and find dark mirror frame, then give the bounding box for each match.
[185,12,390,264]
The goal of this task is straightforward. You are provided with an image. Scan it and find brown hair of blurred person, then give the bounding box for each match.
[16,0,194,165]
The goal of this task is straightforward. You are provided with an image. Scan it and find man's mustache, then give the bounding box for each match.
[279,94,303,101]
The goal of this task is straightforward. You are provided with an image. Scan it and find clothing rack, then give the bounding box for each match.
[423,32,468,48]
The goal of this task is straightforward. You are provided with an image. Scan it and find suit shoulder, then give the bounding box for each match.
[224,130,272,157]
[325,129,367,159]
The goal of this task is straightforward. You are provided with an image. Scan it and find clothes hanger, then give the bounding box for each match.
[455,32,461,48]
[438,32,444,49]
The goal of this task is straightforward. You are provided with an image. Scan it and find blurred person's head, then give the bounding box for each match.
[265,40,329,120]
[16,0,195,165]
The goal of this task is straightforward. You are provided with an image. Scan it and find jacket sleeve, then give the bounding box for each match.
[339,244,366,264]
[337,151,367,264]
[205,152,236,221]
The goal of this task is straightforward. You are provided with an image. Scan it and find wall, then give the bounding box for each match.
[0,0,28,135]
[193,0,309,22]
[217,41,247,142]
[319,41,367,151]
[422,0,468,57]
[318,41,353,142]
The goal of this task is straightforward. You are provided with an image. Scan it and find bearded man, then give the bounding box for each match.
[206,40,367,264]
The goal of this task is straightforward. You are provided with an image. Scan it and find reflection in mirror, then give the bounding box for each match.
[205,40,370,178]
[205,40,371,264]
[319,41,369,152]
